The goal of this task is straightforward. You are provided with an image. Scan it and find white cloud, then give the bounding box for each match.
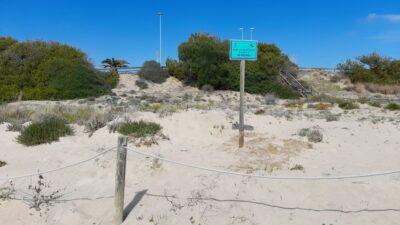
[370,30,400,42]
[366,13,400,23]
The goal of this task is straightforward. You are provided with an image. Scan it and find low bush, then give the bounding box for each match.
[385,103,400,111]
[138,60,168,83]
[17,115,73,146]
[298,127,323,143]
[338,101,359,110]
[114,120,162,137]
[135,79,148,89]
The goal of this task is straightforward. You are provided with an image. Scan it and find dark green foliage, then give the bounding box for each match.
[101,58,128,74]
[135,79,148,89]
[0,39,114,101]
[105,72,119,88]
[0,37,18,52]
[116,120,161,137]
[385,103,400,111]
[138,60,168,83]
[338,53,400,84]
[167,33,298,98]
[17,115,73,146]
[338,101,359,110]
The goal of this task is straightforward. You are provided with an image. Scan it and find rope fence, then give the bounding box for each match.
[2,137,400,224]
[0,146,116,181]
[126,147,400,180]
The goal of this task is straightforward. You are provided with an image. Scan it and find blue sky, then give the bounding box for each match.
[1,0,399,68]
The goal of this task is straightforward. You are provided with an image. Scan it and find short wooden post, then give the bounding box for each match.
[114,136,127,224]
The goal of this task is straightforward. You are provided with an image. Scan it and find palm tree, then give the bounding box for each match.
[101,58,129,74]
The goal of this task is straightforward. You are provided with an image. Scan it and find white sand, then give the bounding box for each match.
[1,74,400,224]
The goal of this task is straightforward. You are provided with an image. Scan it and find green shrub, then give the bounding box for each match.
[385,103,400,111]
[0,37,17,52]
[17,115,73,146]
[138,60,168,83]
[0,39,113,101]
[116,120,161,137]
[105,72,119,88]
[167,33,299,98]
[338,101,359,110]
[135,79,148,89]
[338,53,400,85]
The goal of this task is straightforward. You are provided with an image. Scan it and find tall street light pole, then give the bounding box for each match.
[250,27,254,40]
[239,27,244,40]
[157,12,163,65]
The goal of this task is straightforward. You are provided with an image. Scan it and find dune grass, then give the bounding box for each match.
[116,120,161,137]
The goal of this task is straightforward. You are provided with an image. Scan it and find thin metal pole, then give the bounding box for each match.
[239,60,245,147]
[157,12,163,65]
[250,28,254,40]
[114,136,127,224]
[239,27,244,40]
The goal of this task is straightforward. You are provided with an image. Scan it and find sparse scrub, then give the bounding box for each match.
[290,164,304,171]
[84,112,114,136]
[324,112,341,122]
[298,127,323,143]
[0,106,33,125]
[385,103,400,111]
[135,79,148,89]
[6,121,24,132]
[368,101,381,108]
[338,101,359,110]
[113,120,162,138]
[285,100,304,109]
[201,84,214,92]
[17,115,73,146]
[264,94,276,105]
[313,103,332,110]
[254,109,265,115]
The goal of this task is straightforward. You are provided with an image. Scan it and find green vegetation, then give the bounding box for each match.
[0,38,117,102]
[17,115,73,146]
[338,53,400,85]
[135,79,148,89]
[101,58,129,74]
[385,103,400,111]
[0,37,17,52]
[138,60,168,83]
[115,120,161,137]
[166,33,298,98]
[338,101,359,110]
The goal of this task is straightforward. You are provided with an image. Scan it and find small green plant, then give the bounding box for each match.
[135,79,148,89]
[314,103,331,110]
[254,109,265,115]
[298,127,323,143]
[338,101,359,110]
[17,115,73,146]
[290,164,304,171]
[385,103,400,111]
[0,160,6,167]
[115,120,162,137]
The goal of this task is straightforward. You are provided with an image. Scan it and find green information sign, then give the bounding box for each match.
[230,40,258,61]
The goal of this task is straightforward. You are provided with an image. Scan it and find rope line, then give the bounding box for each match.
[0,146,116,181]
[126,147,400,180]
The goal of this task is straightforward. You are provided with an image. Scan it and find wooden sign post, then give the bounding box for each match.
[230,40,258,147]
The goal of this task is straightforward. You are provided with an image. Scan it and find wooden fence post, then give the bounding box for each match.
[114,136,127,224]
